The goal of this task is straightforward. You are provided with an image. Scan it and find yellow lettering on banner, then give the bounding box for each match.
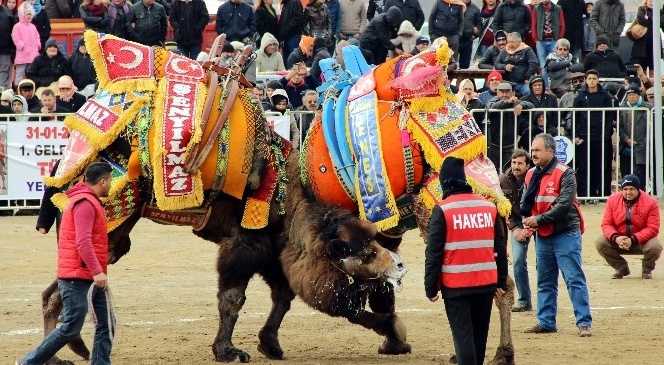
[366,177,375,193]
[357,123,366,137]
[359,139,369,154]
[362,157,371,174]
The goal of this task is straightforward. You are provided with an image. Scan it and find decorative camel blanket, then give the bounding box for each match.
[46,31,283,231]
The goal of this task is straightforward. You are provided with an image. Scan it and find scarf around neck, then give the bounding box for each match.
[86,3,105,16]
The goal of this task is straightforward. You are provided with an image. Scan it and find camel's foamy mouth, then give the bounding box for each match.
[385,251,408,293]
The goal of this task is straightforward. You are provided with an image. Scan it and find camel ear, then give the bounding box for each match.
[328,238,349,260]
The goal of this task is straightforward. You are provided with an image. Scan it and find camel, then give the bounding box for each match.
[37,31,515,364]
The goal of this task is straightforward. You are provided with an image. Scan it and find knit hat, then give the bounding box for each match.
[596,35,609,46]
[494,30,507,42]
[1,89,13,103]
[266,80,283,91]
[299,36,315,56]
[624,84,640,95]
[58,75,75,89]
[416,36,430,45]
[646,87,655,96]
[621,174,640,189]
[45,37,58,49]
[487,70,503,82]
[438,157,469,192]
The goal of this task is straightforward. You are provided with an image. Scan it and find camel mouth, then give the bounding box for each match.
[385,251,408,293]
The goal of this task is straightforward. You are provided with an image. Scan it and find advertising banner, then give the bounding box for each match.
[0,121,68,200]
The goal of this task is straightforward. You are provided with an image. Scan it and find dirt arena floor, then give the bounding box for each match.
[2,203,664,365]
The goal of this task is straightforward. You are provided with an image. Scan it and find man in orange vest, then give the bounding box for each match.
[521,133,593,337]
[425,157,508,365]
[18,162,114,365]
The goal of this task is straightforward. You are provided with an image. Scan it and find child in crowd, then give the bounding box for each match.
[11,2,41,86]
[279,62,318,108]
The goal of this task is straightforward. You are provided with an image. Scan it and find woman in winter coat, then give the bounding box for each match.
[478,0,499,56]
[544,38,578,98]
[11,2,41,86]
[107,0,130,39]
[631,0,655,70]
[286,35,314,68]
[255,0,279,45]
[304,0,332,47]
[80,0,109,33]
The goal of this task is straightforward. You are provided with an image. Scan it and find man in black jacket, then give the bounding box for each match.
[26,37,72,89]
[494,32,539,97]
[582,35,626,78]
[491,0,531,39]
[425,156,508,365]
[428,0,464,58]
[360,6,402,64]
[0,5,15,90]
[126,0,168,47]
[520,74,559,131]
[558,0,586,59]
[478,30,507,69]
[170,0,209,59]
[572,69,615,199]
[278,0,306,66]
[216,0,256,43]
[383,0,424,30]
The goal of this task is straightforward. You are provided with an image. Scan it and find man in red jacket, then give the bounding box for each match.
[18,162,113,365]
[595,174,662,279]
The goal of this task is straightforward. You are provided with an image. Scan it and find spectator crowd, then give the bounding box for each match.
[0,0,662,200]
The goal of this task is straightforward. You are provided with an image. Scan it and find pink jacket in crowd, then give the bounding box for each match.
[11,2,41,65]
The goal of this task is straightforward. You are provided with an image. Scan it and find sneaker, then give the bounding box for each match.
[524,324,557,334]
[642,272,653,279]
[612,267,630,279]
[579,326,592,337]
[512,302,532,312]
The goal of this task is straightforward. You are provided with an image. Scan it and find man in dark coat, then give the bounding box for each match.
[520,74,559,130]
[491,0,531,39]
[0,5,16,90]
[126,0,168,46]
[590,0,625,50]
[428,0,464,58]
[582,35,626,78]
[26,37,72,89]
[360,6,403,64]
[216,0,256,43]
[170,0,209,59]
[383,0,424,30]
[32,2,52,50]
[494,32,539,97]
[572,69,615,199]
[45,0,83,19]
[558,0,586,59]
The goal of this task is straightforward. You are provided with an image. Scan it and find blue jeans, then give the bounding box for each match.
[21,279,111,365]
[512,234,531,305]
[177,43,202,60]
[536,40,556,88]
[514,83,530,97]
[535,230,592,330]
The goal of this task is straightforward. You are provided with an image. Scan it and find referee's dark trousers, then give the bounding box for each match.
[444,292,494,365]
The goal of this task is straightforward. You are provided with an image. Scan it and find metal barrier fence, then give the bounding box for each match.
[1,107,660,212]
[469,106,660,201]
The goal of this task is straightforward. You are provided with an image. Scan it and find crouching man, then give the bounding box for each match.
[595,174,662,279]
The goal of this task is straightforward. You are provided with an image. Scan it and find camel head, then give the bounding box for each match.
[324,218,409,292]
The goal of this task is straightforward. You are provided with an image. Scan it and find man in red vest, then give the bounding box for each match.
[425,157,508,365]
[18,162,114,365]
[521,133,593,337]
[595,174,662,279]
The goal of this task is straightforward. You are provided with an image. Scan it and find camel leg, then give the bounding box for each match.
[346,309,412,355]
[488,276,516,365]
[41,280,90,364]
[256,263,295,360]
[366,284,411,354]
[212,232,272,363]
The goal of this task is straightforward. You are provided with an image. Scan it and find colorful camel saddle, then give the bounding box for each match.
[46,31,285,231]
[302,39,510,233]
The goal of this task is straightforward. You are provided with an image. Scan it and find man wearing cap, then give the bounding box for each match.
[410,36,430,55]
[17,79,43,113]
[596,174,662,279]
[520,74,559,129]
[589,0,625,50]
[521,133,592,337]
[582,35,626,78]
[477,70,503,105]
[478,30,507,70]
[618,84,652,187]
[486,82,534,171]
[573,69,614,199]
[425,157,508,365]
[494,32,539,97]
[559,67,588,135]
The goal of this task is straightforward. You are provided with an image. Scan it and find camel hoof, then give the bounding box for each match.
[488,344,515,365]
[449,354,458,363]
[378,339,412,355]
[257,330,284,360]
[67,335,90,360]
[213,345,251,363]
